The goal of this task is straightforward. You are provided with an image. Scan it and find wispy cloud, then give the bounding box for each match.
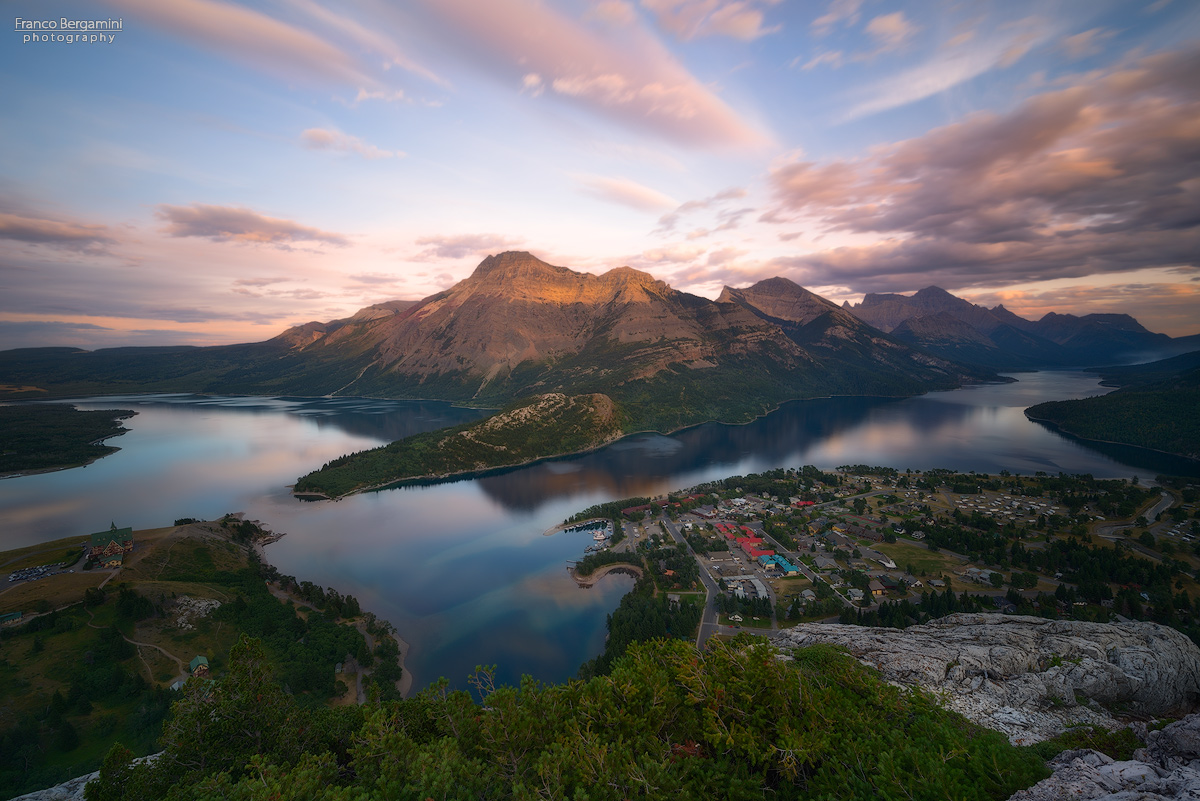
[413,233,523,260]
[840,18,1054,120]
[641,0,781,42]
[811,0,862,36]
[0,212,116,251]
[300,128,403,159]
[576,175,679,211]
[157,204,349,247]
[416,0,770,149]
[107,0,369,86]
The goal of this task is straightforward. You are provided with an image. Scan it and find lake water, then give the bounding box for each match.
[2,371,1193,690]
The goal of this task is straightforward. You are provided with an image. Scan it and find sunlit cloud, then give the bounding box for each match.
[416,0,771,148]
[300,128,403,159]
[811,0,862,36]
[157,204,349,247]
[641,0,782,42]
[576,175,679,211]
[413,233,524,260]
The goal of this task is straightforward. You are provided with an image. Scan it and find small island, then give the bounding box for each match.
[0,403,135,477]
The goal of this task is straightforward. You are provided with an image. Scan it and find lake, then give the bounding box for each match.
[1,371,1191,690]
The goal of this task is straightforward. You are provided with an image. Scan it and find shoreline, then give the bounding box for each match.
[253,535,414,699]
[293,380,1013,501]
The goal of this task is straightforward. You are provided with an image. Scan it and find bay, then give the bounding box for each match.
[1,371,1192,691]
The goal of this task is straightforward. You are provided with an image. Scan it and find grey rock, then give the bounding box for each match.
[773,613,1200,744]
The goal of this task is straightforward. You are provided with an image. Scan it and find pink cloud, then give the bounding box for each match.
[576,175,679,211]
[641,0,781,41]
[415,0,769,149]
[413,233,523,260]
[300,128,402,159]
[108,0,371,87]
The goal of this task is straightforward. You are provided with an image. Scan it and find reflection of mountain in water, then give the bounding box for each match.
[302,400,489,442]
[475,396,902,512]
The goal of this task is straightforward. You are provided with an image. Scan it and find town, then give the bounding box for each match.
[566,465,1200,644]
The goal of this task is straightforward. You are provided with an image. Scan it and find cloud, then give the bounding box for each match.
[641,0,781,42]
[300,128,403,159]
[416,0,769,149]
[233,277,289,288]
[799,50,843,71]
[762,43,1200,293]
[157,204,349,247]
[576,175,678,211]
[811,0,861,36]
[964,282,1200,337]
[0,320,237,350]
[588,0,639,26]
[841,18,1053,120]
[1061,28,1116,60]
[0,212,116,251]
[413,233,523,260]
[864,12,918,51]
[283,0,446,87]
[107,0,371,86]
[657,187,747,230]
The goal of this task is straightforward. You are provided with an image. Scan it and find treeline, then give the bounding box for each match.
[572,550,642,577]
[565,496,650,525]
[0,404,133,473]
[85,634,1049,801]
[295,394,622,497]
[579,574,703,678]
[1025,368,1200,459]
[839,589,994,629]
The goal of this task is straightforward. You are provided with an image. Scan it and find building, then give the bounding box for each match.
[869,580,886,598]
[89,523,133,561]
[189,655,210,678]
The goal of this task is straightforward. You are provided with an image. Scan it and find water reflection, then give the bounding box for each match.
[2,372,1194,693]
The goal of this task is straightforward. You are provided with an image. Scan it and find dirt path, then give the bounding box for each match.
[86,609,187,684]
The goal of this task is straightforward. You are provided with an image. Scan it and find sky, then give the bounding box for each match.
[1,0,1198,349]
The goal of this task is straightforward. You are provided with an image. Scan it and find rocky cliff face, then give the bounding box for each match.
[773,613,1200,745]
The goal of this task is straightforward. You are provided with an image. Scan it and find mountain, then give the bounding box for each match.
[0,252,993,433]
[845,286,1189,370]
[716,278,992,393]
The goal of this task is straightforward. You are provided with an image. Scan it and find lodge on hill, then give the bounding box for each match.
[89,523,133,567]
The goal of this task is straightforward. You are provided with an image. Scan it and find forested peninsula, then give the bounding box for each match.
[1025,358,1200,461]
[0,404,133,476]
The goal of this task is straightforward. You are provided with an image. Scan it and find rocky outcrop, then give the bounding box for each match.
[773,613,1200,745]
[1009,716,1200,800]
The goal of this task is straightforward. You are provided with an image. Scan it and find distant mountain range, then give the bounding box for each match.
[0,252,989,432]
[845,286,1199,371]
[2,251,1194,434]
